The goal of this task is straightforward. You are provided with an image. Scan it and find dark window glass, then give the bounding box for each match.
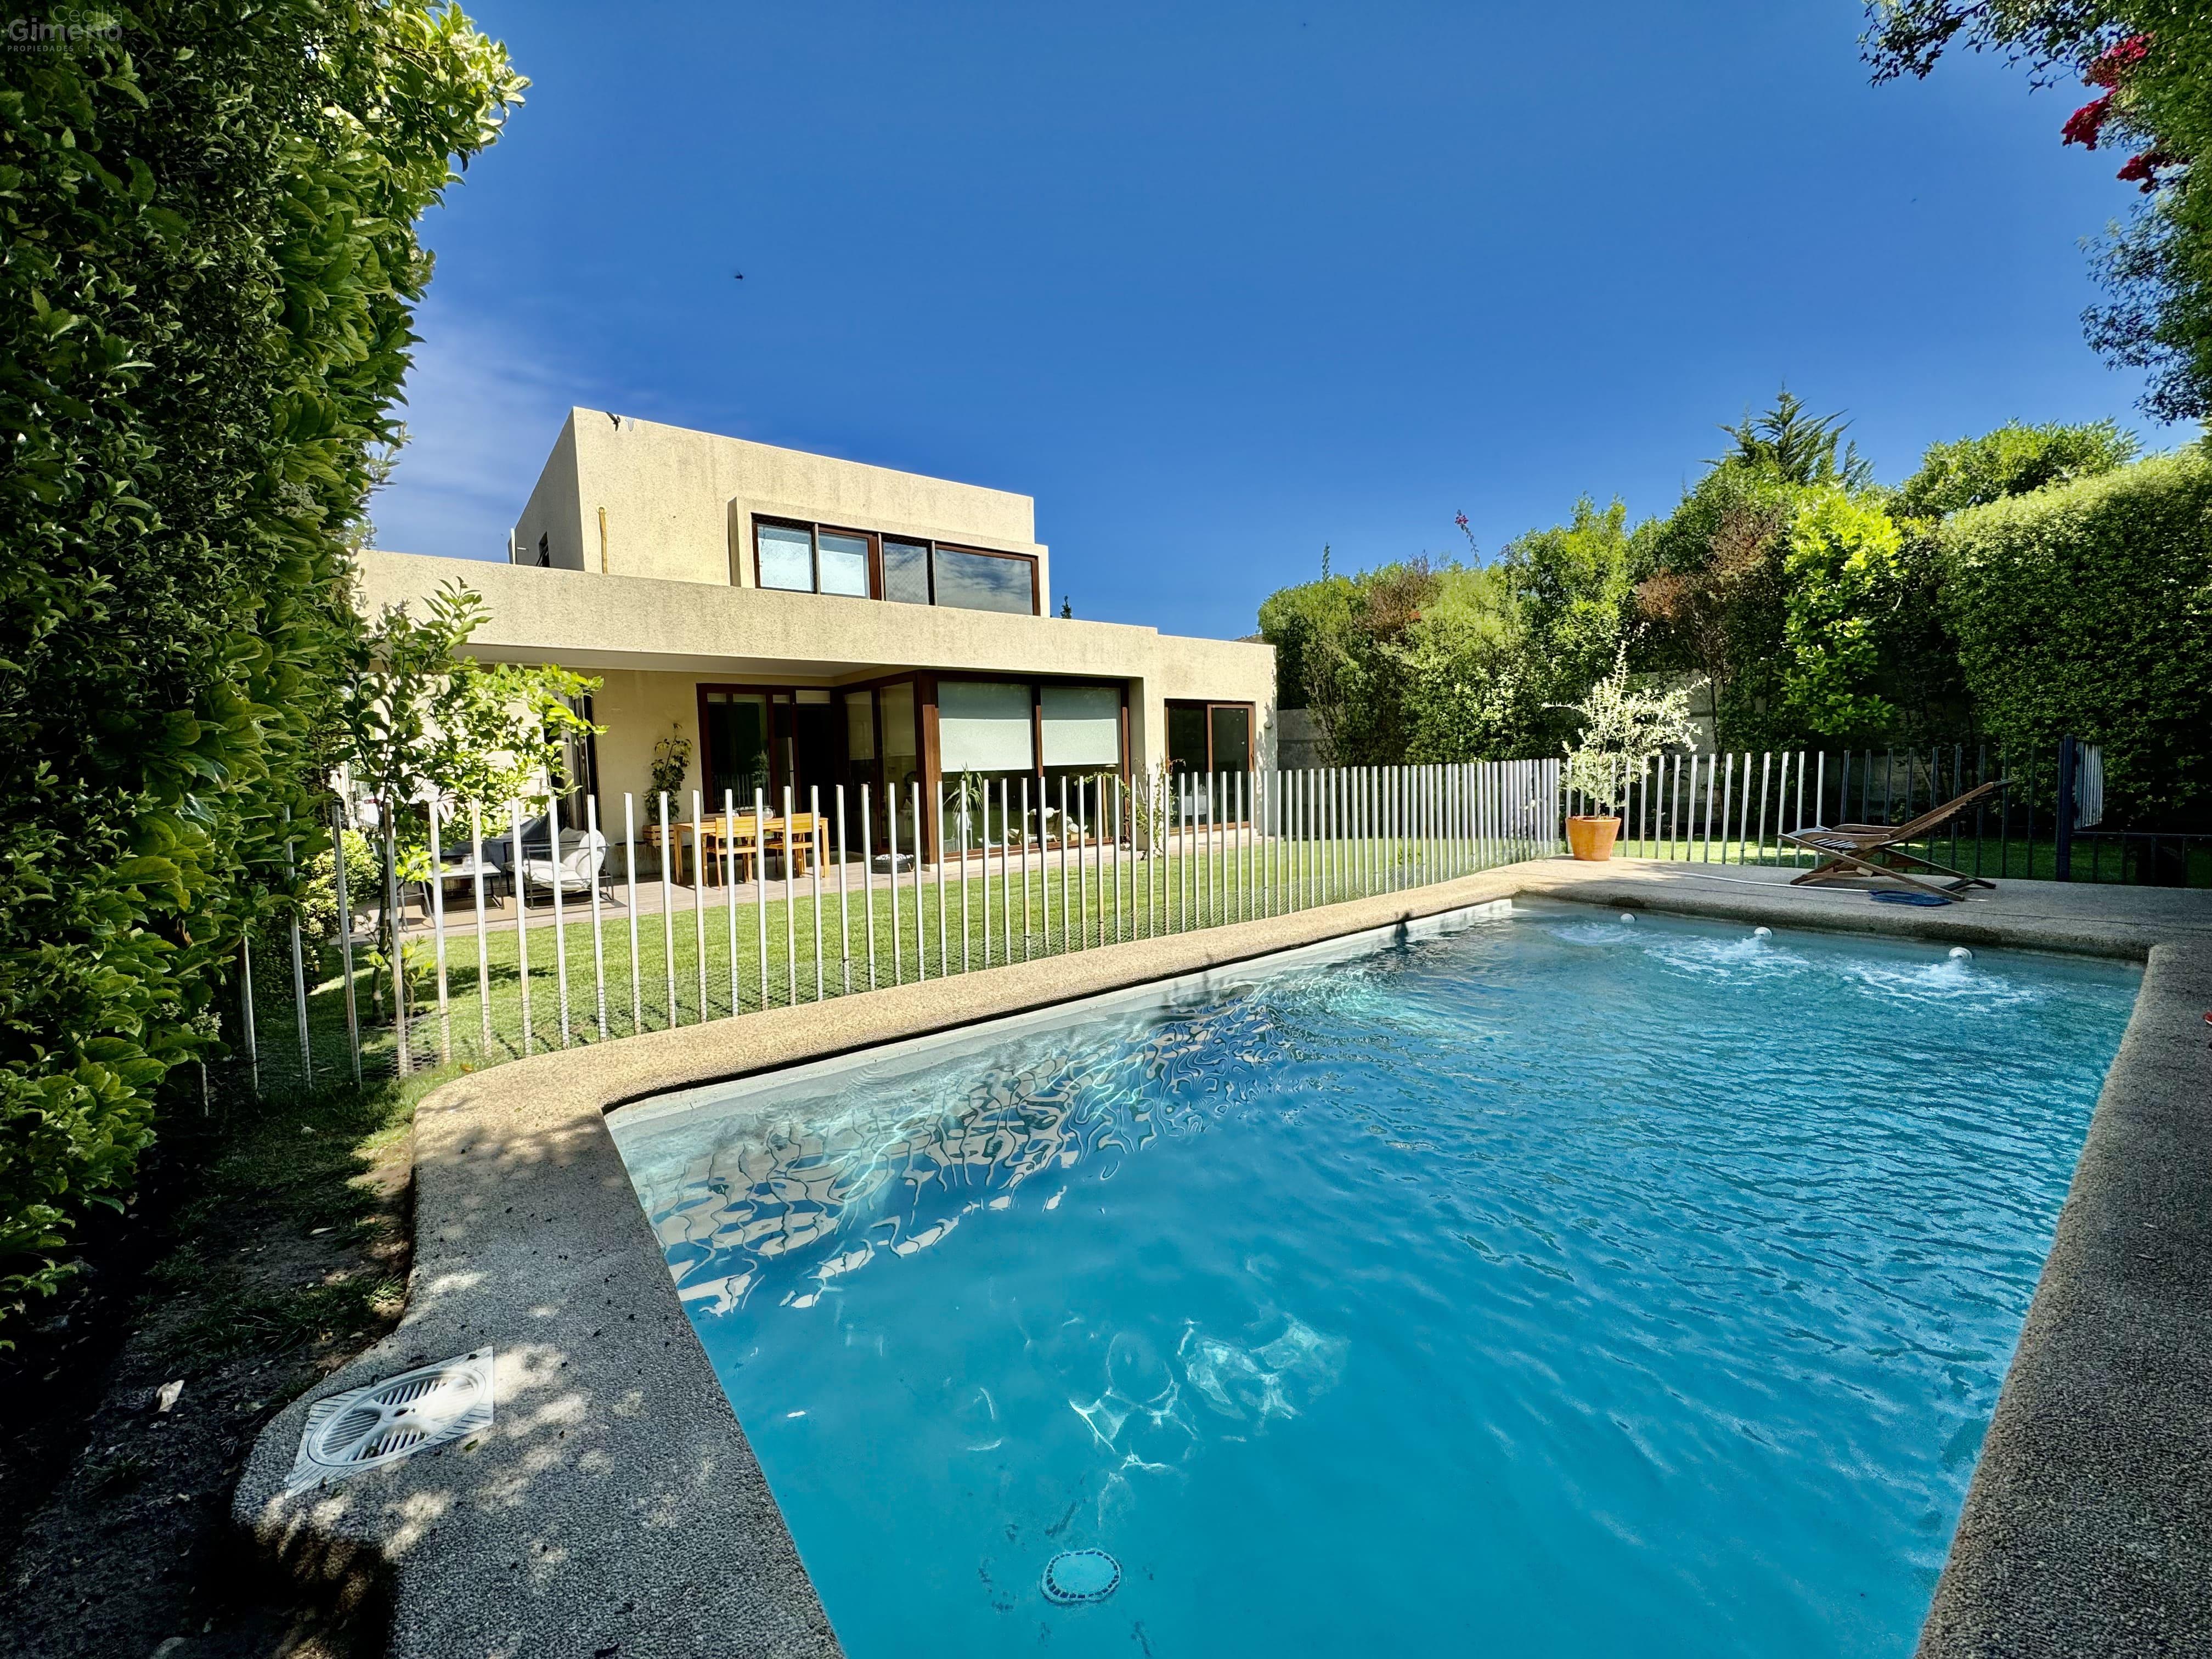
[883,539,931,605]
[1167,704,1207,775]
[704,692,771,802]
[1210,706,1251,774]
[932,547,1033,614]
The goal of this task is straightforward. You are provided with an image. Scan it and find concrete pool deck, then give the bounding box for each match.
[233,857,2212,1658]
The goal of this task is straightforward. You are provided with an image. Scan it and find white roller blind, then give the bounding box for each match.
[1041,684,1121,766]
[938,681,1034,772]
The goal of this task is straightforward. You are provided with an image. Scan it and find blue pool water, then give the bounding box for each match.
[610,902,2140,1658]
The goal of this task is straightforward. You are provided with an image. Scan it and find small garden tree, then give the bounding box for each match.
[1560,646,1700,817]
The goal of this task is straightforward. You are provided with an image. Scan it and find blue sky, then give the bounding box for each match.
[374,0,2181,639]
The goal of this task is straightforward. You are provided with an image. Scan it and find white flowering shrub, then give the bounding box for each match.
[1561,646,1700,815]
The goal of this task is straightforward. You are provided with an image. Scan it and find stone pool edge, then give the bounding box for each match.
[230,860,2212,1658]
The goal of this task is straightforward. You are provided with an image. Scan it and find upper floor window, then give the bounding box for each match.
[754,517,1037,615]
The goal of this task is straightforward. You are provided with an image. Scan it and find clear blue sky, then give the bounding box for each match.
[374,0,2182,639]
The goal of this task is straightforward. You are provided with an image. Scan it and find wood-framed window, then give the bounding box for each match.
[751,515,1040,616]
[1165,699,1255,775]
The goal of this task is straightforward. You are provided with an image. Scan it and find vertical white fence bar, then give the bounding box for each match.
[624,795,641,1033]
[858,786,876,991]
[1039,779,1053,955]
[1110,780,1124,944]
[723,789,740,1017]
[588,797,609,1041]
[836,786,852,995]
[933,783,949,979]
[380,824,409,1075]
[657,792,676,1026]
[689,789,707,1022]
[1810,753,1825,868]
[783,784,799,1006]
[998,778,1013,963]
[811,786,825,1001]
[425,795,452,1065]
[511,800,533,1056]
[1058,777,1071,955]
[753,788,770,1008]
[887,786,902,984]
[1019,777,1032,961]
[958,784,972,974]
[239,936,259,1095]
[1759,753,1776,865]
[552,795,573,1048]
[903,780,921,978]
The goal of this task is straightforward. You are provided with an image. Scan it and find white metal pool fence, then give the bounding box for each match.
[230,759,1562,1094]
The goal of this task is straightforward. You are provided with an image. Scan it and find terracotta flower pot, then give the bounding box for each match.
[1566,815,1621,861]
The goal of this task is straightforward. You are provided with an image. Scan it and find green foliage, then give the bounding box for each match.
[1939,448,2212,823]
[1256,503,1635,767]
[1780,490,1909,733]
[648,725,695,802]
[1894,419,2140,517]
[1713,388,1872,489]
[0,2,522,1329]
[1632,458,1801,746]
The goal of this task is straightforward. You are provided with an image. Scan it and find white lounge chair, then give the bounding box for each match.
[522,830,608,898]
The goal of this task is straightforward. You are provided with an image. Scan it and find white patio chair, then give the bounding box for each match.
[522,829,608,899]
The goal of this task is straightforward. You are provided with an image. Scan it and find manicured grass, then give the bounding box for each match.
[245,838,1534,1087]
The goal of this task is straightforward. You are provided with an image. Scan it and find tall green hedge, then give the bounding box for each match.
[1941,448,2212,824]
[0,3,521,1327]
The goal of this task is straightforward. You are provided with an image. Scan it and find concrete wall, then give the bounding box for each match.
[511,414,584,571]
[511,409,1049,599]
[356,552,1277,782]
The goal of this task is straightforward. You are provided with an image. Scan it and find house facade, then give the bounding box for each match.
[358,408,1276,859]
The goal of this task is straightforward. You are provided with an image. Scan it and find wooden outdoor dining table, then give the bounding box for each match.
[643,813,818,886]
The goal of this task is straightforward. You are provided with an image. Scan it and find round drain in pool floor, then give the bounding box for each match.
[1042,1549,1121,1605]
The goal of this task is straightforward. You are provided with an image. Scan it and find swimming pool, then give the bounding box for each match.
[610,900,2140,1657]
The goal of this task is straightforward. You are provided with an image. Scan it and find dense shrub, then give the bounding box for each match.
[1940,448,2212,823]
[0,3,521,1327]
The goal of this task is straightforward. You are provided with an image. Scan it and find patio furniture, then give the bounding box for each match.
[522,829,610,899]
[1781,780,2008,902]
[665,812,820,885]
[436,849,508,906]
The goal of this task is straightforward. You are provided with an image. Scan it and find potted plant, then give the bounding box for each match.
[1560,646,1698,861]
[648,724,693,804]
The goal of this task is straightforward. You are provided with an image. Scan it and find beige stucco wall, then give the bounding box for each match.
[355,551,1276,778]
[509,409,1049,598]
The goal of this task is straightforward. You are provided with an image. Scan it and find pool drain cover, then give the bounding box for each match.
[286,1348,495,1493]
[1042,1549,1121,1605]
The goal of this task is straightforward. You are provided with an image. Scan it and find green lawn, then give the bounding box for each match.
[244,837,1538,1090]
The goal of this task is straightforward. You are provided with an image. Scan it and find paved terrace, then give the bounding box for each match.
[236,858,2212,1659]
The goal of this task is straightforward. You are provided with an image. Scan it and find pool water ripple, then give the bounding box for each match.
[611,902,2137,1658]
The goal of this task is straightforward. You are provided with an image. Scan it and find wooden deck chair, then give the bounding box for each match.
[1782,778,2008,901]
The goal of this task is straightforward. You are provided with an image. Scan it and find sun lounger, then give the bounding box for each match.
[1782,778,2008,901]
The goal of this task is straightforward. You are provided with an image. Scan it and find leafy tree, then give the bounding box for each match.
[1780,490,1909,733]
[0,3,522,1327]
[345,583,597,1005]
[1893,418,2140,516]
[1633,461,1800,747]
[1865,5,2212,420]
[1713,388,1873,489]
[1559,645,1701,815]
